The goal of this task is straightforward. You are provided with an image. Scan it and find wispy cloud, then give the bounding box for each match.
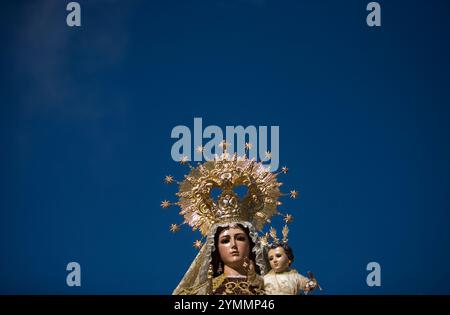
[9,0,133,169]
[11,0,130,120]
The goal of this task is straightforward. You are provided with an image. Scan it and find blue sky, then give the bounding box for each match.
[1,0,450,294]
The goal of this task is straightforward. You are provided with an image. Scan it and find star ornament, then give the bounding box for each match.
[180,156,189,165]
[260,235,269,247]
[193,240,202,249]
[196,145,204,153]
[164,175,174,184]
[290,190,299,199]
[264,151,272,159]
[245,142,253,150]
[169,224,179,232]
[161,200,171,208]
[284,214,293,224]
[219,140,230,151]
[281,166,289,174]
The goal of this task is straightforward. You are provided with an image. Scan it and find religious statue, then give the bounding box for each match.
[261,226,320,295]
[161,140,317,295]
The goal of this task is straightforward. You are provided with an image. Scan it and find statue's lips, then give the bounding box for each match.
[230,251,240,256]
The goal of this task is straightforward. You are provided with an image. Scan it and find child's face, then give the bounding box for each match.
[268,246,291,273]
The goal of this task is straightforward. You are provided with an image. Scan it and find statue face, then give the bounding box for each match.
[217,226,250,268]
[268,246,291,273]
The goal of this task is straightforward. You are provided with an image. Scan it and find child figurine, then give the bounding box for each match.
[262,226,318,295]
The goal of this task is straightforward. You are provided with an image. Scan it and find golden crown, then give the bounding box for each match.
[259,225,290,248]
[161,141,298,248]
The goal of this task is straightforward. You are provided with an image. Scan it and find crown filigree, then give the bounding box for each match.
[260,224,291,247]
[162,141,298,247]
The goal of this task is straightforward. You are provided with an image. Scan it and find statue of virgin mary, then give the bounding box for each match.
[161,147,294,295]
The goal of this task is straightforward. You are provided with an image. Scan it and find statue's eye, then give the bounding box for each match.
[220,238,230,244]
[233,185,248,199]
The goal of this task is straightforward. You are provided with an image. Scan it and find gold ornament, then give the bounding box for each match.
[164,175,174,184]
[196,146,204,153]
[193,240,202,249]
[175,154,283,236]
[170,224,180,232]
[267,224,291,246]
[161,200,171,208]
[284,214,293,224]
[162,146,300,238]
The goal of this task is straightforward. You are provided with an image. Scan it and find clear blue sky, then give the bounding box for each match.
[1,0,450,294]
